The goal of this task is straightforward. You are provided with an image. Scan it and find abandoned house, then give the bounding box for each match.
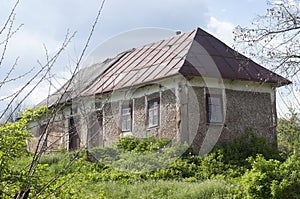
[28,27,291,154]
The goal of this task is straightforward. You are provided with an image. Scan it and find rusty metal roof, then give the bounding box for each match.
[81,29,195,95]
[81,27,291,96]
[179,28,291,85]
[37,53,125,107]
[40,28,291,106]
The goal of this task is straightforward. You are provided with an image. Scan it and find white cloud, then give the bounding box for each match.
[9,71,70,107]
[1,0,211,109]
[207,16,235,46]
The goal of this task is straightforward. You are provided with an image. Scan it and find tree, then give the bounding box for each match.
[234,0,300,79]
[277,108,300,153]
[0,1,107,198]
[0,106,47,198]
[233,0,300,121]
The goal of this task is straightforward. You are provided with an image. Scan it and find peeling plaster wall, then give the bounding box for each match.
[27,113,68,152]
[27,123,40,152]
[103,89,178,142]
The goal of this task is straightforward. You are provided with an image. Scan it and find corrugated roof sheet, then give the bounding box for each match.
[41,27,291,106]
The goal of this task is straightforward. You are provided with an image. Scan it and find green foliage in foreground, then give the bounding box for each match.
[277,109,300,153]
[2,110,300,198]
[79,180,229,199]
[233,154,300,199]
[0,106,47,198]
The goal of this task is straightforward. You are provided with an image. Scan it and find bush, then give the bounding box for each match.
[88,147,120,163]
[8,130,294,198]
[277,109,300,153]
[39,152,66,165]
[233,153,300,199]
[116,136,171,153]
[98,180,230,199]
[116,136,139,152]
[214,131,281,167]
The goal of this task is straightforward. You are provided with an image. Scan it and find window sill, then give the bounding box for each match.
[120,131,132,137]
[147,125,159,130]
[206,122,224,126]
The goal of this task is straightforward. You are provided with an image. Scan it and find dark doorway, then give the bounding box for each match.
[69,117,80,150]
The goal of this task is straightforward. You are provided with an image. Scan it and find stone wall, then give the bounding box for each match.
[28,83,276,153]
[132,96,146,137]
[220,89,274,144]
[103,101,120,146]
[160,89,178,140]
[47,120,66,151]
[102,90,179,143]
[187,86,206,152]
[28,118,68,152]
[185,86,274,154]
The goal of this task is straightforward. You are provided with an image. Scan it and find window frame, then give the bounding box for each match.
[121,102,132,132]
[147,98,160,128]
[206,94,223,124]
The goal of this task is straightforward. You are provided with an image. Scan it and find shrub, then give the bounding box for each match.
[233,153,300,199]
[116,136,139,152]
[214,131,281,167]
[98,180,230,199]
[277,109,300,153]
[39,152,66,165]
[197,151,227,180]
[116,136,171,153]
[88,147,120,163]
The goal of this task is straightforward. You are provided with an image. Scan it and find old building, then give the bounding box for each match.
[28,27,291,154]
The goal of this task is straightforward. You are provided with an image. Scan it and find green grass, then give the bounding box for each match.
[75,180,230,199]
[8,134,288,198]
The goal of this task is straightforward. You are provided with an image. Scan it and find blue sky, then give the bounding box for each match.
[0,0,272,112]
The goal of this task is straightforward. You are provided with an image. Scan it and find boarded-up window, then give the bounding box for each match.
[148,98,160,127]
[207,94,223,123]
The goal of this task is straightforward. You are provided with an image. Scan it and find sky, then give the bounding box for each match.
[0,0,276,115]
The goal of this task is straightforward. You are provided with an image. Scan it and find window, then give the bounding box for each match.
[121,104,132,132]
[207,94,223,123]
[148,99,160,127]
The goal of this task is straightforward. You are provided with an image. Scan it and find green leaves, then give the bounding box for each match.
[234,154,300,199]
[116,136,171,153]
[277,109,300,153]
[0,106,47,198]
[2,120,300,198]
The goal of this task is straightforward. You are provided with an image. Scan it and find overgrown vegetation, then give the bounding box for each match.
[1,107,300,198]
[0,106,47,198]
[277,109,300,153]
